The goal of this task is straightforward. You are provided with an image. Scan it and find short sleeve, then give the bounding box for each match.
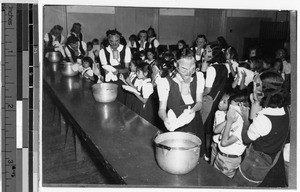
[124,46,132,63]
[64,46,72,58]
[156,77,170,102]
[99,49,108,65]
[231,116,244,142]
[205,66,216,88]
[214,111,226,126]
[154,39,160,48]
[196,71,205,94]
[247,114,272,141]
[44,33,49,42]
[142,83,154,99]
[81,41,87,52]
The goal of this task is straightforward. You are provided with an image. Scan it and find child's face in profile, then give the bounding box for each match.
[218,94,230,111]
[87,45,93,52]
[129,62,137,72]
[178,42,184,50]
[273,61,282,72]
[82,61,90,69]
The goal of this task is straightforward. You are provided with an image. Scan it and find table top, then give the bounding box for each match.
[43,61,237,187]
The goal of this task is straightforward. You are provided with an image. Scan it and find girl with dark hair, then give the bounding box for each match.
[217,36,229,52]
[68,23,86,56]
[233,71,289,187]
[123,62,154,123]
[200,41,229,161]
[191,34,207,63]
[175,40,188,60]
[147,27,160,52]
[44,25,66,58]
[136,30,148,51]
[145,48,157,66]
[64,36,85,63]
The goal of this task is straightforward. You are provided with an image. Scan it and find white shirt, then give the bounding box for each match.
[224,60,239,74]
[138,41,148,51]
[235,67,255,86]
[247,107,286,141]
[157,71,205,104]
[134,78,153,99]
[99,45,131,66]
[191,47,204,61]
[282,60,291,74]
[148,37,159,48]
[205,64,217,88]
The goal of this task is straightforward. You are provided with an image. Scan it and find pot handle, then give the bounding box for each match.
[153,131,171,151]
[155,143,171,151]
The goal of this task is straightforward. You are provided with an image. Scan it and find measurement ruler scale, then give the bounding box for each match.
[1,3,38,192]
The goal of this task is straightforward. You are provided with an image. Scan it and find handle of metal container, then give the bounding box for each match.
[153,131,171,151]
[156,143,172,151]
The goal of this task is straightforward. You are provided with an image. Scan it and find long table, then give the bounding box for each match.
[43,61,237,187]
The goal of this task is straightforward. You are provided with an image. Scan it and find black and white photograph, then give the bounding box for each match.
[1,0,298,192]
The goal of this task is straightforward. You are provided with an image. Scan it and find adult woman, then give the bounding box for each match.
[44,25,66,58]
[157,50,206,157]
[233,71,290,187]
[99,29,131,104]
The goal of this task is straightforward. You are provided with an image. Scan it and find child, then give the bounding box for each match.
[64,36,86,63]
[44,25,66,58]
[124,62,154,123]
[78,57,99,83]
[92,38,101,63]
[213,93,249,178]
[147,27,160,51]
[86,42,95,61]
[191,34,207,62]
[145,48,156,65]
[120,58,142,109]
[210,93,231,166]
[225,46,239,77]
[136,30,148,51]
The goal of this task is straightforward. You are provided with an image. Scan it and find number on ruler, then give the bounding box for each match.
[7,103,14,108]
[7,159,13,164]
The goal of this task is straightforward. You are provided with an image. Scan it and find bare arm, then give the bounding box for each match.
[220,109,239,147]
[214,120,226,134]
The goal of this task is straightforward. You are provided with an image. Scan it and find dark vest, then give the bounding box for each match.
[103,46,126,69]
[253,107,290,158]
[136,41,150,51]
[70,33,85,56]
[65,45,84,62]
[48,33,62,46]
[166,74,197,117]
[148,38,156,49]
[207,64,228,100]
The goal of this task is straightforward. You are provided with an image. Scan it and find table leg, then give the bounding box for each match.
[59,113,67,136]
[72,128,83,162]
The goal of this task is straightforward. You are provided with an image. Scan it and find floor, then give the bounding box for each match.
[42,91,109,185]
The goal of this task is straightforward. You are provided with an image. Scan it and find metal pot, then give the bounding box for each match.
[48,51,61,62]
[60,62,79,77]
[92,83,118,103]
[154,132,201,175]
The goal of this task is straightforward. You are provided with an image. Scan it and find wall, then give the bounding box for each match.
[43,5,288,57]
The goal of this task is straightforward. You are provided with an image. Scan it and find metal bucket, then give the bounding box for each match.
[48,51,61,63]
[154,132,201,175]
[92,83,118,103]
[60,62,79,77]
